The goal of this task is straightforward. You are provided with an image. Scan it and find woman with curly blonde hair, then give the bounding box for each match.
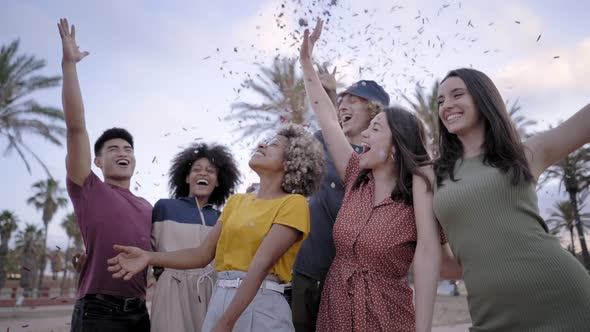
[107,124,325,332]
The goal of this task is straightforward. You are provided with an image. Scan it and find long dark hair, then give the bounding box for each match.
[168,142,241,206]
[353,106,431,205]
[434,68,533,186]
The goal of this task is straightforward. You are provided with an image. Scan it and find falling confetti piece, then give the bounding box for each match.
[515,20,521,24]
[553,56,560,59]
[202,56,211,60]
[536,34,541,42]
[172,276,181,283]
[56,245,61,250]
[22,266,31,271]
[152,156,157,163]
[330,182,336,189]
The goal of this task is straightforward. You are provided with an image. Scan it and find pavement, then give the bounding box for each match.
[0,304,472,331]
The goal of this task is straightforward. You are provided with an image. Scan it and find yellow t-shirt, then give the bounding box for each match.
[215,193,310,283]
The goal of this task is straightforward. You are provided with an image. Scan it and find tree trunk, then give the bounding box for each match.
[569,226,576,255]
[569,191,590,269]
[37,224,49,292]
[0,243,8,289]
[60,240,71,296]
[20,254,36,297]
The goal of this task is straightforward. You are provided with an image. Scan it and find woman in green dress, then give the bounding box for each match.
[433,68,590,331]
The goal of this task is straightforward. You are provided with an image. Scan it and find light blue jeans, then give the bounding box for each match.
[202,271,294,332]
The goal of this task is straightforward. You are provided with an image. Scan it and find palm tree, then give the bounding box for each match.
[0,210,19,288]
[60,212,81,294]
[15,224,44,296]
[226,57,313,142]
[546,198,590,254]
[541,145,590,269]
[0,40,65,175]
[49,249,64,281]
[506,99,537,139]
[402,81,441,158]
[27,178,69,291]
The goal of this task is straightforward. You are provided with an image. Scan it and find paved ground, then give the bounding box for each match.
[0,296,472,332]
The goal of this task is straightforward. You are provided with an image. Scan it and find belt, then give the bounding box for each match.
[216,278,285,294]
[86,294,145,312]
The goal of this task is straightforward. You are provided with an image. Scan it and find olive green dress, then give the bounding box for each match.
[433,155,590,332]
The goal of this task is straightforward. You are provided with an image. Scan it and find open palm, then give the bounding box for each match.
[299,18,323,63]
[107,245,150,280]
[57,18,89,63]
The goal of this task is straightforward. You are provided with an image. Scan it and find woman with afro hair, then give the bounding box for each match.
[108,124,325,332]
[150,143,240,332]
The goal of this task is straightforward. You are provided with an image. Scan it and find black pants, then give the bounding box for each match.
[291,272,325,332]
[70,294,150,332]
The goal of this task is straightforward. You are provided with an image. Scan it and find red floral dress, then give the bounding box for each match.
[317,153,428,332]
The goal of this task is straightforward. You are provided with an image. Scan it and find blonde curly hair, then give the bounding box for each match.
[277,124,325,197]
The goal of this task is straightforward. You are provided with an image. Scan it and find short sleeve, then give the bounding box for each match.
[272,195,310,239]
[151,199,164,250]
[343,150,361,187]
[66,172,101,225]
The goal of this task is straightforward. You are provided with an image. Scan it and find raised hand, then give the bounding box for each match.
[318,64,338,91]
[299,18,324,63]
[107,245,150,281]
[57,18,89,64]
[72,252,87,273]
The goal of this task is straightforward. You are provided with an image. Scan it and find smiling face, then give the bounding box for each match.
[437,76,485,136]
[338,94,372,138]
[94,138,136,181]
[358,112,394,170]
[185,157,219,202]
[248,135,288,174]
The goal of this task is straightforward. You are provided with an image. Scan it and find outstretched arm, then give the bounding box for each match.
[300,19,353,181]
[525,103,590,179]
[58,18,91,186]
[108,222,221,280]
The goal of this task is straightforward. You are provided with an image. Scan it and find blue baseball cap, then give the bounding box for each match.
[338,80,390,107]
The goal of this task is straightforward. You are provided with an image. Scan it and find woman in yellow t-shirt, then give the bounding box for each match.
[107,124,325,332]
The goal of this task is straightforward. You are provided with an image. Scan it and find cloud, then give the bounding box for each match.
[495,37,590,94]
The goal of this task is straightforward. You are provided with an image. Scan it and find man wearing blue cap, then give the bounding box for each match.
[291,73,390,332]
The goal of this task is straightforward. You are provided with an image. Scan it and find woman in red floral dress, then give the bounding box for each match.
[300,20,447,332]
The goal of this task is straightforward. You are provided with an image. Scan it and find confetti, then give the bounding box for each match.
[536,34,541,42]
[515,20,521,24]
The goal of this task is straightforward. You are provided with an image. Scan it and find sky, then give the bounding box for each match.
[1,0,589,252]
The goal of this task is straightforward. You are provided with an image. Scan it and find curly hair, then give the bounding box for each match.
[168,142,241,206]
[277,124,325,197]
